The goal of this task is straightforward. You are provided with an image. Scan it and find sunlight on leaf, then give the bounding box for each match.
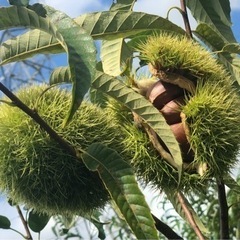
[195,23,240,84]
[101,38,132,76]
[186,0,236,42]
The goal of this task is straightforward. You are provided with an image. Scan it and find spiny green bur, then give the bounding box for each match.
[182,80,240,177]
[136,34,240,182]
[137,33,228,83]
[106,98,207,193]
[0,86,126,216]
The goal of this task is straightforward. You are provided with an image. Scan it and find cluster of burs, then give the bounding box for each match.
[0,34,239,216]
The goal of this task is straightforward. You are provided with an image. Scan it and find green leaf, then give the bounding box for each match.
[49,66,71,85]
[92,221,106,240]
[28,210,50,232]
[82,142,159,240]
[219,53,240,85]
[224,174,240,195]
[85,211,109,240]
[222,43,240,54]
[92,71,183,172]
[0,215,11,229]
[195,23,226,50]
[0,6,57,34]
[194,23,240,84]
[186,0,236,42]
[8,0,29,6]
[0,4,96,124]
[0,30,63,65]
[89,62,109,107]
[110,0,136,11]
[101,38,132,76]
[127,34,151,50]
[76,10,185,40]
[166,191,209,235]
[31,4,96,125]
[0,10,186,66]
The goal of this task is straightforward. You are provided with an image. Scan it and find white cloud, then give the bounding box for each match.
[35,0,108,17]
[134,0,239,29]
[134,0,197,29]
[33,0,237,30]
[134,0,179,16]
[230,0,240,10]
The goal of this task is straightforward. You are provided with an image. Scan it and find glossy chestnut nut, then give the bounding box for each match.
[170,122,194,162]
[147,81,184,110]
[160,96,185,125]
[147,80,194,162]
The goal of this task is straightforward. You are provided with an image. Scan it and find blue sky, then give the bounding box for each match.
[0,0,240,239]
[231,11,240,41]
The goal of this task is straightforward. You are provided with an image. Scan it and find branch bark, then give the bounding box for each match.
[180,0,193,38]
[16,205,33,240]
[217,178,230,239]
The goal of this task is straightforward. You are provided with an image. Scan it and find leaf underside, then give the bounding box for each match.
[101,38,132,76]
[186,0,236,42]
[194,23,240,84]
[82,142,158,240]
[0,10,185,66]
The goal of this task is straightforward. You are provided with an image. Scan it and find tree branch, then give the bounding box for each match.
[180,0,193,38]
[16,205,33,240]
[217,178,230,239]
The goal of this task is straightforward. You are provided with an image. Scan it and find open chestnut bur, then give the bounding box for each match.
[133,33,240,189]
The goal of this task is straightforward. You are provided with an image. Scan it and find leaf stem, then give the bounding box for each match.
[177,192,205,240]
[217,178,230,239]
[9,228,26,239]
[16,205,33,240]
[0,82,77,158]
[179,0,193,38]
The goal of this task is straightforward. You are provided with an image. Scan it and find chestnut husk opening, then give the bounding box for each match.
[147,80,194,163]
